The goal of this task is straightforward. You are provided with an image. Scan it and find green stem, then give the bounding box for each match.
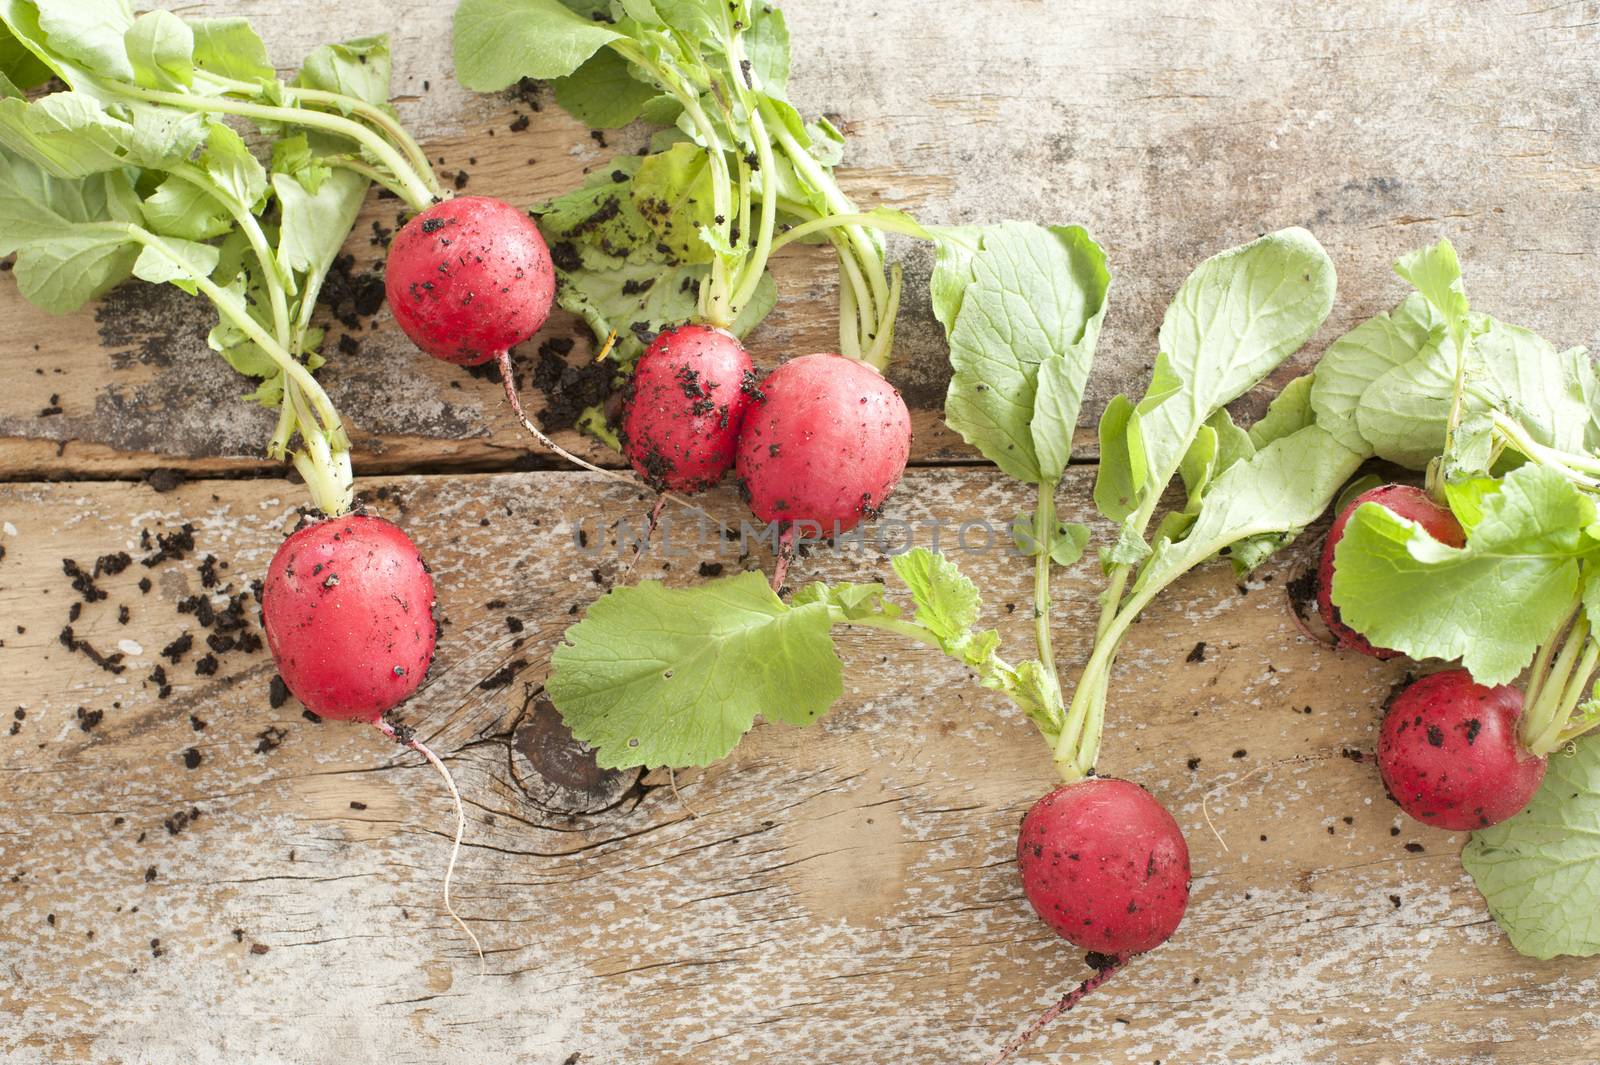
[168,164,291,346]
[1033,484,1059,683]
[1530,636,1600,757]
[608,40,736,326]
[194,70,442,199]
[862,264,902,372]
[728,101,778,314]
[109,81,435,211]
[1441,323,1471,467]
[325,156,414,204]
[768,120,888,355]
[1491,411,1600,483]
[1524,614,1590,753]
[768,211,929,254]
[128,228,352,514]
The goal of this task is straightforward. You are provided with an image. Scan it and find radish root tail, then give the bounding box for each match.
[981,956,1125,1065]
[770,526,798,593]
[375,718,486,972]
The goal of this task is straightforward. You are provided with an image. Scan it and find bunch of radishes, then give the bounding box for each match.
[1313,240,1600,854]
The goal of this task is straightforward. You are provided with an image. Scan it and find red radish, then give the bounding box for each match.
[262,514,437,720]
[1379,669,1546,830]
[1016,778,1191,956]
[262,512,482,961]
[386,196,554,367]
[1318,484,1464,657]
[734,353,912,532]
[985,779,1190,1064]
[386,196,623,491]
[622,325,755,493]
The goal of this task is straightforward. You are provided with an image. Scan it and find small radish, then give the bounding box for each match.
[263,514,437,720]
[386,196,555,369]
[262,513,481,960]
[734,352,911,529]
[985,778,1190,1065]
[1379,669,1546,830]
[622,325,755,493]
[387,196,622,487]
[1016,778,1191,956]
[1318,484,1464,657]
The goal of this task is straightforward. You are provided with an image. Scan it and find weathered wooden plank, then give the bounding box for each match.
[7,0,1600,479]
[3,468,1596,1063]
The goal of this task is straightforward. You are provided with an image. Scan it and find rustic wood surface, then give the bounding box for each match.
[6,1,1600,1062]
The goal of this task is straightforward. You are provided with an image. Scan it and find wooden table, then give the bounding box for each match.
[5,2,1600,1061]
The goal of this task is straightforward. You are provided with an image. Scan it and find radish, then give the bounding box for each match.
[622,326,755,493]
[1379,669,1546,830]
[735,351,911,532]
[263,515,437,719]
[386,196,630,488]
[984,778,1189,1065]
[1017,779,1191,955]
[262,513,481,960]
[1318,484,1464,657]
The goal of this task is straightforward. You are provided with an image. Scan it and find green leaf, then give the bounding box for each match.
[744,4,790,93]
[792,581,897,621]
[891,547,982,649]
[1332,464,1597,684]
[34,0,134,81]
[931,222,1110,485]
[538,158,775,365]
[537,157,658,261]
[201,122,267,211]
[269,132,331,193]
[272,168,366,276]
[131,233,220,294]
[142,175,230,241]
[1462,738,1600,959]
[452,0,622,91]
[547,571,844,769]
[124,10,192,90]
[631,141,718,264]
[189,18,274,82]
[648,0,725,37]
[293,36,391,108]
[1353,332,1458,469]
[1394,237,1469,359]
[550,46,659,129]
[1132,424,1364,597]
[1012,512,1090,567]
[0,19,53,89]
[1135,228,1336,496]
[1309,291,1438,454]
[1248,373,1315,449]
[13,226,140,311]
[1093,395,1147,522]
[1478,317,1591,455]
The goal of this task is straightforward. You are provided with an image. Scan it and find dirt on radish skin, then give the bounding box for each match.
[1379,669,1546,830]
[734,353,912,532]
[385,196,555,366]
[1318,484,1464,658]
[1017,778,1190,955]
[622,325,755,493]
[262,515,437,720]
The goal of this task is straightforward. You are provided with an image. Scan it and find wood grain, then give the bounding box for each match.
[7,0,1600,1061]
[4,469,1597,1063]
[7,0,1600,480]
